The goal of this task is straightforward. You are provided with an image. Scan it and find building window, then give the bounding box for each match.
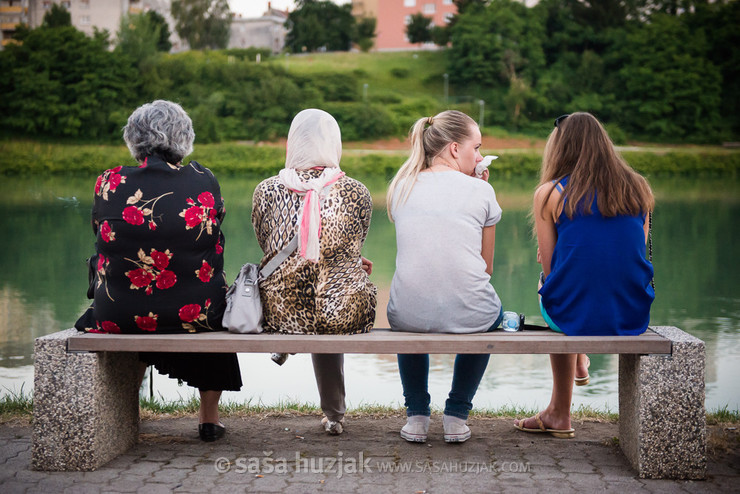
[443,12,454,24]
[61,1,71,8]
[403,0,416,7]
[79,15,90,25]
[404,14,411,25]
[423,3,436,14]
[42,1,51,9]
[443,0,453,5]
[80,0,90,9]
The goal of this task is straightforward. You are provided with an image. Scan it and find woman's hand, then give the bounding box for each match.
[480,168,490,181]
[361,257,373,275]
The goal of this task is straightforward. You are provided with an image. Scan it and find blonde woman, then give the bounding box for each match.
[515,112,654,438]
[387,110,504,443]
[251,109,377,435]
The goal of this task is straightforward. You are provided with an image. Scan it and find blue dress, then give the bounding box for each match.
[538,177,655,336]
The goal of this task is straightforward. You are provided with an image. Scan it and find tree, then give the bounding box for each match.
[147,11,172,52]
[696,0,740,134]
[116,13,167,65]
[42,3,71,28]
[447,0,545,85]
[355,16,377,52]
[613,13,722,139]
[285,0,355,53]
[405,13,432,45]
[0,25,136,139]
[171,0,230,50]
[430,25,451,46]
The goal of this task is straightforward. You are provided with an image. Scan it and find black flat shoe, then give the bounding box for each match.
[199,423,225,442]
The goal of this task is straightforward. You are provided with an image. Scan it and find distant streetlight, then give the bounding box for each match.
[363,83,369,102]
[478,99,485,128]
[443,73,449,105]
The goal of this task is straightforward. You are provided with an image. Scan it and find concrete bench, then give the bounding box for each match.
[32,326,705,479]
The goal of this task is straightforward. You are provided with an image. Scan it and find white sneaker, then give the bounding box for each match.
[443,414,471,443]
[321,416,344,435]
[400,415,430,443]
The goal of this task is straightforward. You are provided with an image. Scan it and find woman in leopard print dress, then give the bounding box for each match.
[251,109,377,435]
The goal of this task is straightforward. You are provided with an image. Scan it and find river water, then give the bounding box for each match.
[1,175,738,412]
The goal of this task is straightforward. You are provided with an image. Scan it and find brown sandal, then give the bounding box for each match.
[575,355,590,386]
[514,412,575,439]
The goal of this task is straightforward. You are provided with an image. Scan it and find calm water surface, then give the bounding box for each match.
[1,175,738,412]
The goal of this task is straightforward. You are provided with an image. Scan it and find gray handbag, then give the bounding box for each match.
[223,235,298,334]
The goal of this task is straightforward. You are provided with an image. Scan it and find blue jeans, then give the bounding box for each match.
[397,310,503,420]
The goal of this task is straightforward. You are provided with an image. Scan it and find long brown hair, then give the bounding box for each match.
[387,110,477,221]
[539,112,654,219]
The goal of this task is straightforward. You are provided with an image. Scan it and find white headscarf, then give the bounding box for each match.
[278,109,345,262]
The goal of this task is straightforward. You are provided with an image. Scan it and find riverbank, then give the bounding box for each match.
[1,412,738,492]
[1,139,738,178]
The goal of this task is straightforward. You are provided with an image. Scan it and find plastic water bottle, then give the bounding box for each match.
[501,311,521,332]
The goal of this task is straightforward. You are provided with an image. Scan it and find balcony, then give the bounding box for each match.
[0,6,23,14]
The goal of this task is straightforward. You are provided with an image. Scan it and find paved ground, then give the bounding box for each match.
[1,415,738,493]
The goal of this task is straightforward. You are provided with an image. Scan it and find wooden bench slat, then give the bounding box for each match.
[66,328,671,355]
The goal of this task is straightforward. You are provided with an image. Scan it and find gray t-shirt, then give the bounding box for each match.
[387,171,503,333]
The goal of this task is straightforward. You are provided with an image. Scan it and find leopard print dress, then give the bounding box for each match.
[251,170,377,334]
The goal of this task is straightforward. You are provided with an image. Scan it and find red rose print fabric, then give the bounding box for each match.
[76,157,229,334]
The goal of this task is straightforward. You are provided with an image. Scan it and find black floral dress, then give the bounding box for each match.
[75,156,241,391]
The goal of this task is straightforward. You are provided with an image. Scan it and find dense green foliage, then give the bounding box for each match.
[42,3,71,28]
[444,0,739,141]
[285,0,356,53]
[0,1,737,144]
[0,26,136,139]
[1,141,737,179]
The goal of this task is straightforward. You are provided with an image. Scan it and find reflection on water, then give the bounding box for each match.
[0,176,738,411]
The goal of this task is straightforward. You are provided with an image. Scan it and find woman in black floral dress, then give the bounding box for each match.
[75,100,242,442]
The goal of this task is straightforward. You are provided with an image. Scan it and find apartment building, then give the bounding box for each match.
[1,0,181,50]
[0,0,29,47]
[229,4,288,54]
[352,0,457,51]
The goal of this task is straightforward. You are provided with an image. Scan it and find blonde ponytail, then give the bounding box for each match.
[387,110,477,221]
[387,118,428,221]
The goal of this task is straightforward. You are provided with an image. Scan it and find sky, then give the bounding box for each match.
[229,0,352,19]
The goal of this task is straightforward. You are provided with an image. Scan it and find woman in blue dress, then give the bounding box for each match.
[515,112,655,438]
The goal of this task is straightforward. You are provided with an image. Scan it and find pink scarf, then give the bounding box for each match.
[278,168,345,262]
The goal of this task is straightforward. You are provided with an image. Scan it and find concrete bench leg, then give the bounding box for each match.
[32,329,140,471]
[619,325,706,479]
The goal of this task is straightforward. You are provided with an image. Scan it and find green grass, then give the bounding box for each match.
[0,386,33,417]
[1,140,738,179]
[707,405,740,425]
[270,51,448,99]
[2,391,737,425]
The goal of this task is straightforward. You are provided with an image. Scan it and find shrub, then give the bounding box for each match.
[390,67,410,78]
[323,102,397,141]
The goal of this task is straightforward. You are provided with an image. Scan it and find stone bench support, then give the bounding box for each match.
[619,326,706,479]
[32,329,140,471]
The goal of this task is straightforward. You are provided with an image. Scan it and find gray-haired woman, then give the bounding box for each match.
[75,100,242,442]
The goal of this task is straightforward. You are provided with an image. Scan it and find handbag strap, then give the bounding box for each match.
[259,234,299,280]
[648,211,655,291]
